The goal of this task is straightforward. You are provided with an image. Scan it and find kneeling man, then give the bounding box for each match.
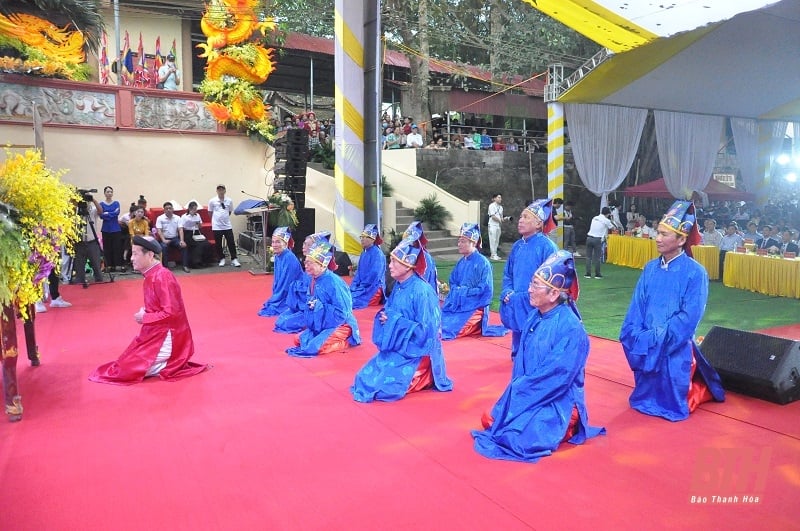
[286,240,361,357]
[441,222,507,340]
[351,239,453,402]
[350,224,386,309]
[89,236,209,385]
[258,227,303,317]
[472,250,604,462]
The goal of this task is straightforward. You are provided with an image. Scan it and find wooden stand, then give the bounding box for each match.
[246,206,279,276]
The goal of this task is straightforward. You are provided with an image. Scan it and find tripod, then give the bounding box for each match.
[65,208,114,288]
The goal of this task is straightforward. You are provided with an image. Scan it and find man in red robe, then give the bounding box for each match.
[89,236,209,385]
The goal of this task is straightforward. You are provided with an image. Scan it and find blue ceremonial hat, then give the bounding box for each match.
[534,250,581,318]
[525,198,557,234]
[307,240,334,268]
[361,224,383,245]
[402,221,428,247]
[272,226,294,249]
[659,200,702,256]
[459,222,481,248]
[308,230,332,243]
[391,239,427,277]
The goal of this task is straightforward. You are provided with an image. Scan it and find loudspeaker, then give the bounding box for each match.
[701,326,800,404]
[284,175,307,192]
[285,128,308,177]
[292,207,316,258]
[332,250,352,276]
[290,191,305,210]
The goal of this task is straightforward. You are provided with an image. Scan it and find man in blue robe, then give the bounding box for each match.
[403,221,438,295]
[473,250,605,463]
[351,239,453,402]
[620,200,725,421]
[258,227,303,317]
[287,240,361,357]
[499,199,558,358]
[350,224,386,309]
[441,223,507,340]
[274,231,331,333]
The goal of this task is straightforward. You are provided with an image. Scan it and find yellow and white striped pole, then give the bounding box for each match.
[547,101,565,247]
[334,2,365,255]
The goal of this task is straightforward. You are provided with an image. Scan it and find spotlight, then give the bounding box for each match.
[784,171,798,183]
[776,153,791,165]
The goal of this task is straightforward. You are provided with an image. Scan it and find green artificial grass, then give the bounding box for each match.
[436,259,800,341]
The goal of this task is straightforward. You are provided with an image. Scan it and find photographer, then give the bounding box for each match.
[487,193,512,261]
[584,206,617,279]
[73,190,104,287]
[157,53,180,90]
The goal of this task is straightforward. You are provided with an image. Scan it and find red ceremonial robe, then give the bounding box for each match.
[89,263,208,385]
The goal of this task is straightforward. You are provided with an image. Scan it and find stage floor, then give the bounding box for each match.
[1,272,798,530]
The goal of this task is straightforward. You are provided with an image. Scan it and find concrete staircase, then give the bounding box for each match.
[395,203,459,259]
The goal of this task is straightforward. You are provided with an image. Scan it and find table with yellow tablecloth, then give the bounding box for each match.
[690,245,720,281]
[723,252,800,299]
[606,235,658,269]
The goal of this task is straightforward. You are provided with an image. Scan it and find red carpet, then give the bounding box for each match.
[2,272,799,530]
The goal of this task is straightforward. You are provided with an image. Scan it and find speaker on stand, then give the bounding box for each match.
[700,326,800,404]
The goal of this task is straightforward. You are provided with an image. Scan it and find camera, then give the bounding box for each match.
[504,216,513,222]
[77,188,97,202]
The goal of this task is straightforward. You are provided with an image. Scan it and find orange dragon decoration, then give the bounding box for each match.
[198,0,277,141]
[0,11,89,80]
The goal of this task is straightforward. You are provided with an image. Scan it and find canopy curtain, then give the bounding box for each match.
[731,118,788,194]
[565,103,647,210]
[654,110,724,200]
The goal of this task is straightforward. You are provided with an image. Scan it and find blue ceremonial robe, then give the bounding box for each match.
[351,273,453,402]
[258,250,304,317]
[350,244,386,309]
[441,251,507,340]
[472,303,605,463]
[620,253,725,421]
[286,270,362,357]
[274,271,310,333]
[499,232,557,356]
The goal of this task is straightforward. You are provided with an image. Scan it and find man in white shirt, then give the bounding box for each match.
[157,53,181,90]
[701,218,723,247]
[405,125,424,148]
[585,207,616,279]
[156,201,188,271]
[487,193,508,261]
[208,185,240,267]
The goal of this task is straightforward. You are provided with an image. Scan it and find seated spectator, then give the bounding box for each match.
[471,128,482,150]
[472,250,605,462]
[258,227,304,317]
[155,202,188,270]
[350,239,453,402]
[450,130,464,149]
[480,129,493,150]
[383,126,400,150]
[405,125,424,149]
[505,137,519,151]
[424,139,437,149]
[434,138,446,150]
[719,222,744,279]
[741,221,761,242]
[286,240,361,357]
[350,224,386,309]
[179,201,211,269]
[492,137,506,151]
[441,223,508,340]
[777,229,799,255]
[128,206,150,239]
[463,130,475,150]
[700,218,722,246]
[757,225,780,250]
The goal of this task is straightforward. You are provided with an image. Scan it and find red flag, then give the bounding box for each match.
[99,32,109,84]
[153,36,163,88]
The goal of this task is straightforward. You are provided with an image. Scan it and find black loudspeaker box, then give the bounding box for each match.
[292,208,316,259]
[290,191,306,210]
[701,326,800,404]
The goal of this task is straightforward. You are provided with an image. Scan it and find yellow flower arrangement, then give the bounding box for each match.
[0,149,82,319]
